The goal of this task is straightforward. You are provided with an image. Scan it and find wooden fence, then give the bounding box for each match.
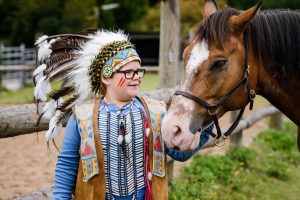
[0,43,35,89]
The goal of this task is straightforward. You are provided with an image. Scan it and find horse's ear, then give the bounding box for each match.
[229,1,262,35]
[203,0,218,18]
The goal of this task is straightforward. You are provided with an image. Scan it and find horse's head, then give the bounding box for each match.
[162,0,262,151]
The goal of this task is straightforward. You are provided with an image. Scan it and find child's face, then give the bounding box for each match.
[103,60,142,101]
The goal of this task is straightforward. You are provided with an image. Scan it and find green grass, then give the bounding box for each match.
[169,122,300,200]
[0,73,159,105]
[0,83,35,104]
[140,72,159,91]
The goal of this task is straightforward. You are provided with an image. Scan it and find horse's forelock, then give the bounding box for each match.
[199,8,240,48]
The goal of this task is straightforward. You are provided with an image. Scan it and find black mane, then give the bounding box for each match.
[199,8,300,79]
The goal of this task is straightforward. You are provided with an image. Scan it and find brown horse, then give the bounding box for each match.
[161,0,300,151]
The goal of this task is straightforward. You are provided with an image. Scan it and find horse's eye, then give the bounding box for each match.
[211,60,227,70]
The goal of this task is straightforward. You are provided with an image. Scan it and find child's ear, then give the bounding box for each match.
[101,76,110,86]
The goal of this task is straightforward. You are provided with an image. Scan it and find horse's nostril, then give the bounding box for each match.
[171,126,183,147]
[173,146,180,150]
[174,126,181,136]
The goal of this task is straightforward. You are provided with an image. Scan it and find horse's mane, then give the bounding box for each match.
[199,8,300,79]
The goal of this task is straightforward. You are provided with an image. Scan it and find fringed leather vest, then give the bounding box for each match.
[73,97,168,200]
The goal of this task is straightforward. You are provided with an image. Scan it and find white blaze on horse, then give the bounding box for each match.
[161,0,300,151]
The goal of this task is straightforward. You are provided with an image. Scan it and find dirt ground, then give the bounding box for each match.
[0,104,269,200]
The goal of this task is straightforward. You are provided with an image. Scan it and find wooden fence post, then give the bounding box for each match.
[167,156,174,183]
[158,0,181,88]
[230,111,243,146]
[20,44,26,87]
[158,0,181,183]
[0,43,3,85]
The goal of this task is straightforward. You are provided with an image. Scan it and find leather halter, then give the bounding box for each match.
[174,33,256,146]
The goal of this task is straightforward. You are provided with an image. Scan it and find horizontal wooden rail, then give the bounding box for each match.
[203,106,280,148]
[0,88,175,138]
[0,65,35,71]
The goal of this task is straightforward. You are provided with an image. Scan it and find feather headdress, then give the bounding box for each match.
[33,29,140,141]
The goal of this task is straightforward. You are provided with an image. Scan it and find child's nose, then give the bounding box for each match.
[132,72,140,80]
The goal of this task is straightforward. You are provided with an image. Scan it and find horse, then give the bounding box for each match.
[161,0,300,151]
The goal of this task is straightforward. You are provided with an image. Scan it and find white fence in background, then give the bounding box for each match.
[0,43,35,89]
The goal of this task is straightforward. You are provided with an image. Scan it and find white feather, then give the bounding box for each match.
[43,98,63,119]
[45,125,62,141]
[37,38,56,62]
[33,64,47,83]
[146,128,151,138]
[69,68,91,101]
[34,76,51,102]
[35,35,48,45]
[34,73,43,84]
[118,135,124,145]
[45,110,62,141]
[33,64,46,76]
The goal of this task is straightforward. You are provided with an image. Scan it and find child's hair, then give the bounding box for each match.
[99,77,107,99]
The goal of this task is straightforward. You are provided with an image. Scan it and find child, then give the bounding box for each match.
[33,29,213,200]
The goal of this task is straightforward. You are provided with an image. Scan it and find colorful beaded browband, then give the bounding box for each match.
[88,40,140,94]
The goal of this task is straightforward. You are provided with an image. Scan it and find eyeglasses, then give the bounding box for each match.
[116,69,146,79]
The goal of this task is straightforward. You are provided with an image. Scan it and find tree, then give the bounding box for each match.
[97,0,148,30]
[227,0,300,10]
[0,0,150,46]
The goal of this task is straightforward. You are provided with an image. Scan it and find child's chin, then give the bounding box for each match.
[128,90,139,97]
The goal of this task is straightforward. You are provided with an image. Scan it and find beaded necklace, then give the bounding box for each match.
[99,97,147,199]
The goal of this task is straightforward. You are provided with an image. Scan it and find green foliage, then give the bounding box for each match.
[228,0,300,10]
[226,146,256,168]
[183,155,236,183]
[181,0,226,38]
[256,128,295,152]
[169,122,300,200]
[0,85,9,92]
[265,156,290,180]
[0,0,298,46]
[97,0,148,30]
[129,0,227,38]
[0,0,98,46]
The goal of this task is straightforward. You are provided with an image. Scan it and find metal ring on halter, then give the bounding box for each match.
[214,137,226,147]
[249,89,256,101]
[208,106,218,116]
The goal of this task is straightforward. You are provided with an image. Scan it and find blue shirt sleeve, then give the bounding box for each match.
[166,124,214,162]
[53,114,81,200]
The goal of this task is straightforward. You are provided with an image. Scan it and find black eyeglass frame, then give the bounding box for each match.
[116,69,146,79]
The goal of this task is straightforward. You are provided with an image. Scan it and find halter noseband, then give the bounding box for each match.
[174,33,256,146]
